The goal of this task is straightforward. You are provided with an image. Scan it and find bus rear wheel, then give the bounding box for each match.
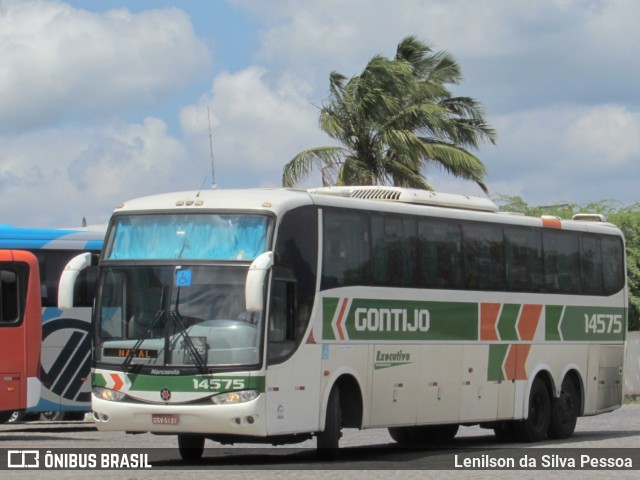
[548,377,580,439]
[512,377,551,442]
[178,435,205,461]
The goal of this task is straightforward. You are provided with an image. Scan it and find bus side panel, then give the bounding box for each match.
[265,345,322,435]
[369,344,420,427]
[584,344,624,415]
[0,250,42,413]
[416,345,463,425]
[31,307,92,414]
[460,345,500,422]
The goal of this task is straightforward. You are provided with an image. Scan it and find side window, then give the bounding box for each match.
[321,210,370,289]
[0,267,20,324]
[371,215,416,287]
[581,235,603,295]
[97,270,125,338]
[543,230,580,294]
[269,207,318,365]
[505,227,543,291]
[417,219,463,289]
[463,224,505,291]
[602,236,625,295]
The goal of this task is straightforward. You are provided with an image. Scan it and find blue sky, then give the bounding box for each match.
[1,0,639,227]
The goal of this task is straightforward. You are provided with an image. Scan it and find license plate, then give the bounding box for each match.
[152,414,179,425]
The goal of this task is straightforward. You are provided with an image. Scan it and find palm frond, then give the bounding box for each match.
[281,146,347,187]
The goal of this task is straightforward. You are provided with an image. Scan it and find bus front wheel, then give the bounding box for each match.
[316,386,342,459]
[178,435,205,462]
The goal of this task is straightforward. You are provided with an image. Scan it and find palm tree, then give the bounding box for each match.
[282,36,496,192]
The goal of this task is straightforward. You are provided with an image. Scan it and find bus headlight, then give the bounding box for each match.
[211,390,259,405]
[93,386,126,402]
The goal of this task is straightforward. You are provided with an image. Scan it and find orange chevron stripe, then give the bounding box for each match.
[110,373,124,391]
[481,303,500,340]
[503,344,532,381]
[335,298,349,341]
[518,304,542,341]
[515,344,531,380]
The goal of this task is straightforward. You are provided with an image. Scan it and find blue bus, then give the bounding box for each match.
[0,225,104,421]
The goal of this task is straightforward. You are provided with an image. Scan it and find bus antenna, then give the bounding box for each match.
[208,106,217,190]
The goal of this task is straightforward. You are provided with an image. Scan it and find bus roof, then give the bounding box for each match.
[111,188,623,237]
[0,225,106,250]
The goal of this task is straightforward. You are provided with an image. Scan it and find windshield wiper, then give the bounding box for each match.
[122,309,167,373]
[168,309,209,374]
[169,287,209,374]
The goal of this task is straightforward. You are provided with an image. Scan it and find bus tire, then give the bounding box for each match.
[389,424,458,444]
[0,411,13,424]
[40,411,65,422]
[493,421,515,442]
[317,386,342,459]
[388,426,412,443]
[178,435,205,461]
[512,377,551,442]
[548,377,580,439]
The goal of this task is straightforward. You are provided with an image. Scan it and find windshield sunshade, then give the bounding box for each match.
[106,214,269,260]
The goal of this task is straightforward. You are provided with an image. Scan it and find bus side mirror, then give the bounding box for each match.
[245,251,274,312]
[58,252,92,309]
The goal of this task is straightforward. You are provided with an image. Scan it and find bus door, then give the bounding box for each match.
[0,250,42,420]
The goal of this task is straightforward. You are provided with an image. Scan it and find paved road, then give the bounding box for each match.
[1,404,640,479]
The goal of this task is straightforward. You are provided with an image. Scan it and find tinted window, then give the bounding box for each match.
[463,224,505,291]
[543,231,580,293]
[417,219,463,288]
[371,215,416,287]
[269,206,318,364]
[322,210,370,289]
[0,268,20,324]
[505,227,543,291]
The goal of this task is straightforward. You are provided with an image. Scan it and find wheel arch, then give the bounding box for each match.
[523,367,554,419]
[319,369,364,430]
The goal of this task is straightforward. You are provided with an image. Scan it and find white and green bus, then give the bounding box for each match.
[91,186,627,460]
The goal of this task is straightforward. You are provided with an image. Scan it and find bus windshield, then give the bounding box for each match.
[95,212,273,370]
[105,214,270,261]
[95,264,262,369]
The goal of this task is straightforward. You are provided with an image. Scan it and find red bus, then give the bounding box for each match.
[0,250,43,423]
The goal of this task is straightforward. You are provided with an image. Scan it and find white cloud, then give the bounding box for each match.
[564,105,640,166]
[0,118,190,227]
[479,104,640,204]
[236,0,640,112]
[179,66,327,187]
[0,0,211,132]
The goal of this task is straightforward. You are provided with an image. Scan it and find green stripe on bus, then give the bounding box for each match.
[322,297,340,341]
[545,305,563,341]
[488,344,509,381]
[497,304,520,341]
[323,297,478,341]
[126,374,266,393]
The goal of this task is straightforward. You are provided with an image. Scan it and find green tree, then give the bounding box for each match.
[282,36,496,191]
[493,194,640,330]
